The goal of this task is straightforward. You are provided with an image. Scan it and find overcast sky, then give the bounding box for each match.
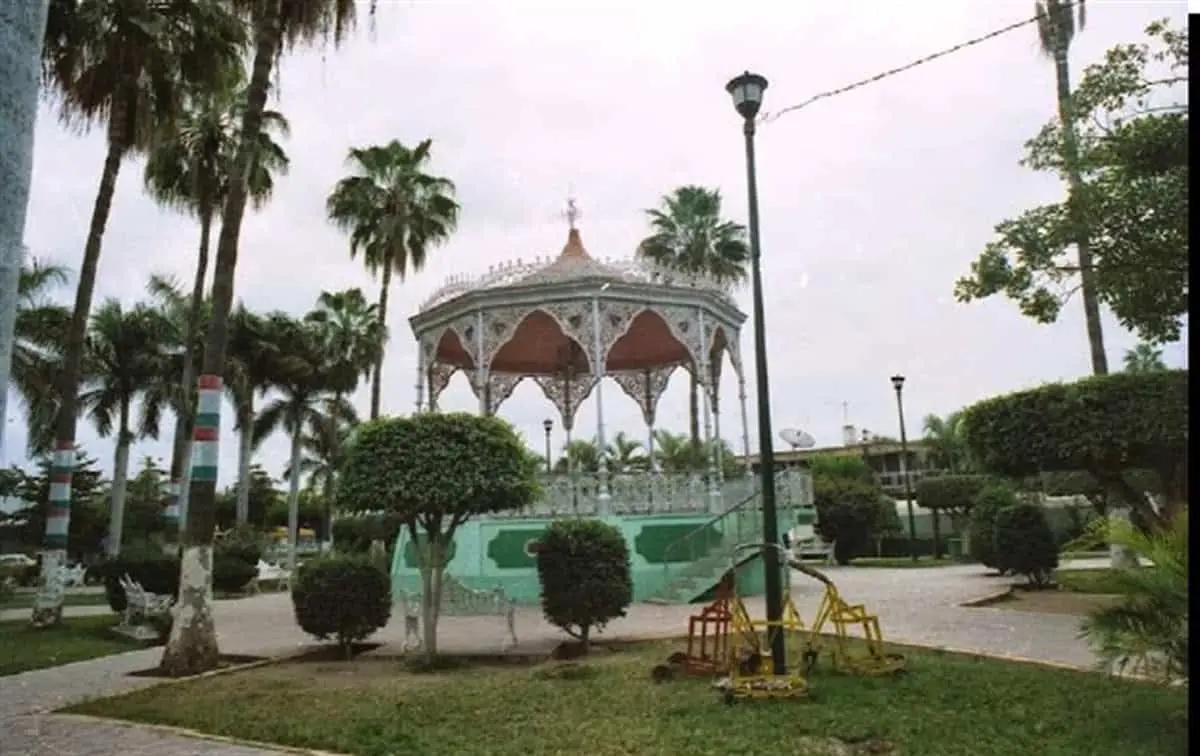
[6,0,1189,486]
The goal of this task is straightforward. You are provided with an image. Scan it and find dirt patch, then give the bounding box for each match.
[790,736,896,755]
[128,654,264,678]
[992,590,1122,616]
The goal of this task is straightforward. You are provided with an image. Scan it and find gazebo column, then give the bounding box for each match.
[697,311,721,509]
[643,370,659,473]
[738,373,752,475]
[590,297,611,504]
[414,346,426,413]
[473,310,488,415]
[712,389,724,484]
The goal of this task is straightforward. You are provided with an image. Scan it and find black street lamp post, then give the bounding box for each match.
[726,70,786,675]
[890,375,918,562]
[542,419,553,474]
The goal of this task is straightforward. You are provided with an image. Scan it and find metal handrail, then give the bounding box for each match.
[659,469,791,586]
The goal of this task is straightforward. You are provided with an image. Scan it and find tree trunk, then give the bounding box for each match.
[931,509,942,561]
[166,209,213,536]
[0,0,49,464]
[1053,48,1108,375]
[370,265,392,420]
[235,410,253,524]
[105,402,133,557]
[286,428,303,574]
[420,537,445,662]
[579,623,591,655]
[160,3,282,676]
[32,136,125,628]
[687,368,700,448]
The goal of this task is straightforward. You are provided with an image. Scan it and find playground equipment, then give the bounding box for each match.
[717,544,811,703]
[788,557,907,677]
[651,574,735,681]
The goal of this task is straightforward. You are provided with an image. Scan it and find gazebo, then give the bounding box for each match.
[408,204,756,515]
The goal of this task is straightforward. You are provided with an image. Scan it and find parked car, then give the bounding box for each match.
[0,553,39,587]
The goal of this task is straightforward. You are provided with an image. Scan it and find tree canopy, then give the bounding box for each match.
[955,20,1188,345]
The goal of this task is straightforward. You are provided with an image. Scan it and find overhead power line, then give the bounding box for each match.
[759,8,1057,123]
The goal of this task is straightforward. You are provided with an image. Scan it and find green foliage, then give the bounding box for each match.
[993,503,1059,587]
[212,525,264,593]
[291,555,391,655]
[89,543,181,613]
[955,20,1189,344]
[806,454,875,483]
[960,371,1188,529]
[968,485,1019,570]
[338,413,541,531]
[215,464,282,529]
[1081,512,1188,683]
[915,475,992,515]
[212,556,258,594]
[5,451,106,557]
[535,519,633,650]
[813,475,894,565]
[332,513,403,553]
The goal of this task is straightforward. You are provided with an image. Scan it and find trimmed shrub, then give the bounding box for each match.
[993,503,1059,587]
[212,555,258,593]
[91,543,180,612]
[536,518,632,652]
[915,475,992,516]
[292,554,391,656]
[968,484,1019,571]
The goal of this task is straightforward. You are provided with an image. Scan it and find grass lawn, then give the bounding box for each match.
[0,591,112,611]
[65,640,1187,756]
[848,556,956,568]
[1057,568,1153,595]
[0,615,145,677]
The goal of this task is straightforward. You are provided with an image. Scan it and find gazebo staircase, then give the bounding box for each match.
[647,471,792,605]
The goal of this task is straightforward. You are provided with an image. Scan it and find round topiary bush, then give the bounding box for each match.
[993,502,1059,587]
[212,555,258,594]
[968,484,1019,572]
[291,554,391,656]
[535,518,633,653]
[91,544,181,612]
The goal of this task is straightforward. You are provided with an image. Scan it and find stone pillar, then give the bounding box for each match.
[590,298,610,503]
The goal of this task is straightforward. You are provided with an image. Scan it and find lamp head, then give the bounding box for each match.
[543,418,553,433]
[725,71,769,120]
[890,375,905,392]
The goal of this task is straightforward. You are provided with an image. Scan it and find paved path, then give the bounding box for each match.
[0,559,1112,755]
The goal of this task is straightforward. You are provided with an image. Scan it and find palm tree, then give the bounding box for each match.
[1122,343,1166,373]
[652,430,708,474]
[225,305,280,524]
[34,0,245,628]
[325,139,460,419]
[288,408,358,541]
[164,0,370,675]
[8,260,71,455]
[252,314,353,572]
[143,68,290,533]
[0,0,52,460]
[637,186,749,446]
[303,287,384,406]
[79,300,172,555]
[1035,0,1107,375]
[605,432,647,474]
[921,412,971,473]
[553,439,601,475]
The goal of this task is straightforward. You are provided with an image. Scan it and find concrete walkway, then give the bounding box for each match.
[0,559,1113,755]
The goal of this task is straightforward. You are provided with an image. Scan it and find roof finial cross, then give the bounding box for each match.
[563,190,581,231]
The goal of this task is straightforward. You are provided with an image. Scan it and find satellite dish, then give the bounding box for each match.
[779,428,816,450]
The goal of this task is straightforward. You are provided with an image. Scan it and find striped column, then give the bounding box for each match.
[191,374,223,487]
[45,440,73,549]
[163,479,181,526]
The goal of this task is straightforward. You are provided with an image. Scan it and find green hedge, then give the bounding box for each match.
[915,475,993,514]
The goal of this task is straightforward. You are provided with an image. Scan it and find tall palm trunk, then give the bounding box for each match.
[235,403,254,524]
[687,368,700,448]
[166,209,213,535]
[369,264,392,420]
[106,401,133,557]
[0,0,49,464]
[32,137,125,628]
[1052,47,1108,375]
[161,4,282,676]
[286,427,303,573]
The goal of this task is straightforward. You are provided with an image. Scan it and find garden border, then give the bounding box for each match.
[52,713,350,756]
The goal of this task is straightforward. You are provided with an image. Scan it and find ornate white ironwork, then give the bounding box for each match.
[533,372,598,432]
[428,363,459,408]
[418,255,734,313]
[612,365,679,427]
[469,373,525,415]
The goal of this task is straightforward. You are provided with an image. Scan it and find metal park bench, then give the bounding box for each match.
[118,574,174,627]
[398,574,517,652]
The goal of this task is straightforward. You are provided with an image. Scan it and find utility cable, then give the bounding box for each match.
[759,8,1059,123]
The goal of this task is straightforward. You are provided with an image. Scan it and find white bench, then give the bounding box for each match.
[398,574,517,652]
[62,563,86,588]
[250,559,291,593]
[118,574,174,627]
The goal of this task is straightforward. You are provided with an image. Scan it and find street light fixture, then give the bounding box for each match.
[542,418,554,474]
[726,70,786,676]
[890,375,918,562]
